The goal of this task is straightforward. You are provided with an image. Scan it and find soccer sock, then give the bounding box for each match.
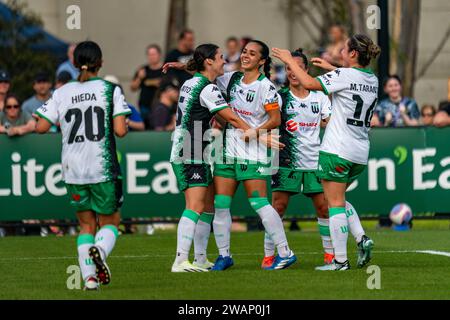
[329,207,349,263]
[77,234,96,282]
[249,198,291,258]
[264,232,276,257]
[194,212,214,264]
[95,225,119,260]
[213,195,233,257]
[175,209,200,264]
[345,201,365,243]
[317,218,334,255]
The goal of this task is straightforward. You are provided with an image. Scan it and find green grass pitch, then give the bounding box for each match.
[1,220,450,300]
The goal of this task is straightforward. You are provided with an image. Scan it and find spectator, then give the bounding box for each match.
[165,29,195,86]
[0,69,11,111]
[419,104,436,126]
[55,71,72,89]
[240,36,253,49]
[224,37,241,72]
[322,24,348,67]
[372,75,420,127]
[0,94,35,136]
[56,43,79,80]
[150,79,179,131]
[104,75,145,131]
[22,72,53,116]
[130,44,164,127]
[434,101,450,127]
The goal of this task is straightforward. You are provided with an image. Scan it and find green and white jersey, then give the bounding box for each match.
[170,73,229,164]
[216,71,280,164]
[35,78,131,184]
[278,87,332,170]
[317,67,378,165]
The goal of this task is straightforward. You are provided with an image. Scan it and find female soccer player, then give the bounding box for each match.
[170,44,256,272]
[273,34,380,270]
[212,40,296,271]
[35,41,131,289]
[261,48,334,269]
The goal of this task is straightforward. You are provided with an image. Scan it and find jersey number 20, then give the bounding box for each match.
[65,106,105,144]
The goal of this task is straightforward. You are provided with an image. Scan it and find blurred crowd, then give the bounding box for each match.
[1,25,450,140]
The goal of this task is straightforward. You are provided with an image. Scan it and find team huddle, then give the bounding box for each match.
[35,33,381,289]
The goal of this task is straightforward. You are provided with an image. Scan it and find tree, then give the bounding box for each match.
[165,0,188,53]
[0,0,57,101]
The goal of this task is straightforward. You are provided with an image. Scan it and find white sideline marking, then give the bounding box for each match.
[1,250,450,262]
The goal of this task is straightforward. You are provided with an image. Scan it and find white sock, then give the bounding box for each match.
[77,234,96,282]
[264,232,276,257]
[250,198,290,258]
[317,218,334,255]
[194,212,214,263]
[213,208,232,257]
[346,201,365,243]
[95,225,118,260]
[329,207,349,263]
[175,210,200,264]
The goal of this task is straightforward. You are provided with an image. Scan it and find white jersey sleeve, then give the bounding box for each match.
[262,82,280,111]
[216,71,236,93]
[200,84,229,113]
[112,86,132,117]
[320,93,332,120]
[35,91,59,124]
[316,68,348,95]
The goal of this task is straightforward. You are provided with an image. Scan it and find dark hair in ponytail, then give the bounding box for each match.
[74,41,103,82]
[348,34,381,67]
[186,44,219,72]
[248,40,271,79]
[291,48,308,69]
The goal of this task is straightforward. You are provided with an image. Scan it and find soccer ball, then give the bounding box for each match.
[389,203,413,225]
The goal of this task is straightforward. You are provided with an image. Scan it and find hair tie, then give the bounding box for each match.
[81,65,88,70]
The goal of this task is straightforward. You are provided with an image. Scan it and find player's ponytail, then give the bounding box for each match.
[74,41,103,82]
[348,34,381,67]
[186,44,219,72]
[250,40,271,79]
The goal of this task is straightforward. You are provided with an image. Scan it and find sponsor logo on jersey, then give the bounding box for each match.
[240,164,248,172]
[72,194,81,202]
[335,166,345,173]
[179,96,185,103]
[300,103,308,109]
[286,119,298,132]
[269,85,276,91]
[212,86,219,92]
[256,167,265,174]
[191,173,202,180]
[311,102,320,114]
[181,86,192,93]
[232,107,253,116]
[215,99,227,106]
[326,73,333,79]
[334,69,341,76]
[246,90,256,102]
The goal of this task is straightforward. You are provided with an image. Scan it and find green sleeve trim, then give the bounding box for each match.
[329,207,346,217]
[182,209,201,223]
[199,212,214,224]
[113,111,132,118]
[316,77,329,95]
[101,225,119,238]
[249,197,270,211]
[318,224,331,236]
[77,234,95,246]
[35,111,55,125]
[211,105,229,114]
[214,195,232,209]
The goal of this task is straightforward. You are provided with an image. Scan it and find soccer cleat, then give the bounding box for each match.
[171,260,209,272]
[357,235,374,268]
[193,259,214,270]
[267,251,297,270]
[261,255,275,269]
[315,259,350,271]
[324,253,335,265]
[211,255,234,271]
[83,276,99,291]
[89,246,111,285]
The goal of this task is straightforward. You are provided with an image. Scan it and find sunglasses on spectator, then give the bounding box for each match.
[5,104,20,110]
[422,113,434,117]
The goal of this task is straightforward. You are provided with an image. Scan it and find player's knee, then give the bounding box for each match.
[248,197,270,212]
[316,203,329,219]
[98,212,120,228]
[79,220,97,234]
[272,199,287,216]
[214,195,232,209]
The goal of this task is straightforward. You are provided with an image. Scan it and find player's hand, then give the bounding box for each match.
[311,57,336,71]
[259,133,285,150]
[162,62,186,74]
[272,48,295,65]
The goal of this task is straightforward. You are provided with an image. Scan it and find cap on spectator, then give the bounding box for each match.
[0,69,10,82]
[34,72,51,83]
[57,71,73,84]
